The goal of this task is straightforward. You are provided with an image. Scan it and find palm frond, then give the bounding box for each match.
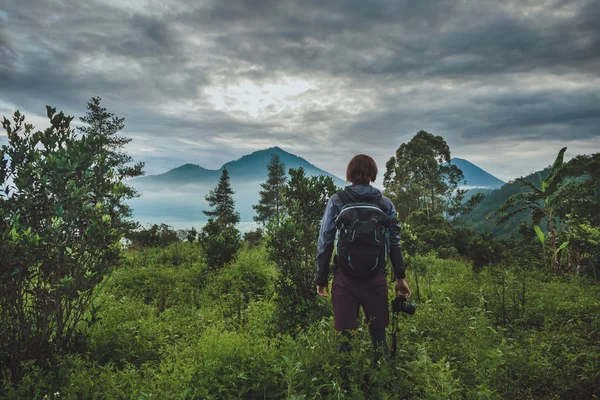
[548,179,576,205]
[546,147,568,183]
[514,177,542,195]
[495,206,531,226]
[487,192,535,220]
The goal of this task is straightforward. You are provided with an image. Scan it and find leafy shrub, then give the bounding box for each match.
[0,99,143,384]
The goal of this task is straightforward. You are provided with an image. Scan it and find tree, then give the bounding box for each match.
[266,168,338,333]
[383,130,465,221]
[186,227,198,244]
[200,168,240,269]
[468,233,503,273]
[203,168,240,228]
[198,219,240,270]
[253,154,287,227]
[0,99,143,384]
[558,153,600,276]
[79,97,144,231]
[489,148,570,275]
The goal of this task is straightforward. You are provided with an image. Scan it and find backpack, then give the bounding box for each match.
[335,188,390,279]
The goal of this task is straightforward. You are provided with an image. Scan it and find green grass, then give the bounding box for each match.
[3,244,599,399]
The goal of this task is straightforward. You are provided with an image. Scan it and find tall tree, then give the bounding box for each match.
[203,168,240,228]
[0,99,143,383]
[383,130,464,221]
[253,154,287,227]
[489,147,570,275]
[200,168,240,269]
[266,168,338,332]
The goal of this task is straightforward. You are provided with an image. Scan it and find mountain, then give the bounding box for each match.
[128,147,346,230]
[128,148,507,231]
[135,146,345,186]
[449,158,505,189]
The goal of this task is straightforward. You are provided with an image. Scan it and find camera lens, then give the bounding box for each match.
[400,301,416,315]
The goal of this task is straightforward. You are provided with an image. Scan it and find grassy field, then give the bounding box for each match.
[4,243,599,399]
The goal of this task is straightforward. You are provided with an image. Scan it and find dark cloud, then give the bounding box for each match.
[0,0,599,181]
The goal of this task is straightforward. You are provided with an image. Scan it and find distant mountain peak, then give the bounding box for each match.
[448,158,505,189]
[174,163,205,170]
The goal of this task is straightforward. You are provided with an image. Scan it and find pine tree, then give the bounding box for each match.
[203,168,240,228]
[201,168,240,269]
[253,154,287,226]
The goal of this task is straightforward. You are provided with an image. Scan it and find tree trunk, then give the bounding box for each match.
[548,219,560,275]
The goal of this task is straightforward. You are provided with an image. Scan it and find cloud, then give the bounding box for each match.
[0,0,598,183]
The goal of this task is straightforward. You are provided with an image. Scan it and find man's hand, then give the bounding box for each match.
[317,285,329,297]
[395,278,411,298]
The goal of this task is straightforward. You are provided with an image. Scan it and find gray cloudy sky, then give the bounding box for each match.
[1,0,599,182]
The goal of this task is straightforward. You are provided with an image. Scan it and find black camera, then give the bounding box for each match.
[392,295,416,315]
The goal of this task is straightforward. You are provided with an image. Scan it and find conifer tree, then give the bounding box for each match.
[200,168,240,269]
[253,154,287,226]
[203,168,240,228]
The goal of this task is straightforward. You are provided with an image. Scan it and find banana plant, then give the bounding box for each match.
[489,147,571,275]
[534,225,569,270]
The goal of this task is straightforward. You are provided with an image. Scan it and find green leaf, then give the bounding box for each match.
[534,225,545,246]
[557,241,569,253]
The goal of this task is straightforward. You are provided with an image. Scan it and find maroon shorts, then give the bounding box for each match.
[331,269,389,331]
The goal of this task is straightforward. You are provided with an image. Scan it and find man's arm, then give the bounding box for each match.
[316,196,337,287]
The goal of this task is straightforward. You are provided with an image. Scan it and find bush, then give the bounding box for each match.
[0,99,143,384]
[4,247,600,399]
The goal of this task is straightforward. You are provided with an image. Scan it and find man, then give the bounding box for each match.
[316,154,411,355]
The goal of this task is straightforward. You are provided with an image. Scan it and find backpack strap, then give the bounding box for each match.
[337,189,354,206]
[338,188,387,211]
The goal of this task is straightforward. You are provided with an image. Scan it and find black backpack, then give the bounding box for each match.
[335,188,390,279]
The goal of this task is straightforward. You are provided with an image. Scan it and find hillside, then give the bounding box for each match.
[464,168,551,237]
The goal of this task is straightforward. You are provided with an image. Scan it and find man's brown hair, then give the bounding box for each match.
[346,154,378,184]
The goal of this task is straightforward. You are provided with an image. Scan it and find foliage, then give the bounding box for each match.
[203,168,240,228]
[243,228,264,248]
[488,147,570,275]
[200,168,241,269]
[0,99,143,384]
[185,226,198,243]
[253,153,287,227]
[383,130,465,221]
[198,219,240,270]
[463,168,552,238]
[126,223,179,248]
[266,167,339,333]
[405,211,457,256]
[468,233,503,273]
[5,247,599,399]
[558,152,600,277]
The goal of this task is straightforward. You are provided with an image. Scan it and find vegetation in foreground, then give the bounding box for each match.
[2,243,599,399]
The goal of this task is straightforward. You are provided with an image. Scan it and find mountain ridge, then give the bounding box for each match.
[134,146,346,186]
[129,147,506,229]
